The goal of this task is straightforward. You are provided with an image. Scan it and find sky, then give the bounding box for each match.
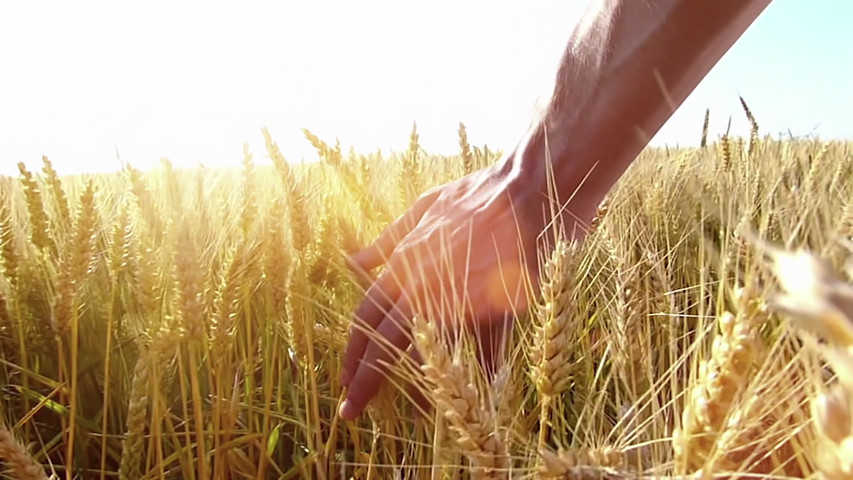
[0,1,850,176]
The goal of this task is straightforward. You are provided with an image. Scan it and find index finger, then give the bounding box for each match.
[349,188,440,274]
[340,298,414,420]
[342,264,405,387]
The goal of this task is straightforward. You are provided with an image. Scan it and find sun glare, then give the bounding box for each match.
[0,1,582,176]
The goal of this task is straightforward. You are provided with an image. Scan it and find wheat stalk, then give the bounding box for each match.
[739,96,759,156]
[700,108,710,148]
[41,155,71,239]
[173,219,210,479]
[48,180,98,475]
[174,221,205,342]
[673,287,766,473]
[264,128,312,252]
[307,210,340,288]
[118,329,180,480]
[531,239,580,448]
[118,347,152,480]
[770,248,853,480]
[718,118,733,172]
[265,197,291,316]
[610,249,650,401]
[240,144,257,239]
[399,122,422,207]
[414,315,508,479]
[0,195,20,291]
[124,164,164,239]
[17,162,56,256]
[459,122,474,175]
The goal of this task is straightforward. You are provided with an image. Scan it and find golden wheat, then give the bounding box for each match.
[0,126,849,479]
[0,423,48,480]
[17,162,56,255]
[672,287,766,473]
[770,248,853,480]
[538,447,626,480]
[415,315,508,479]
[532,239,581,450]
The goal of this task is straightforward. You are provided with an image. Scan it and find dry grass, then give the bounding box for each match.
[0,124,851,479]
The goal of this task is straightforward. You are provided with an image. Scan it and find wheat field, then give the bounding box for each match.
[1,119,852,479]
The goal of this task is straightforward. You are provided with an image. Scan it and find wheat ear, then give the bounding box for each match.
[459,122,474,175]
[769,249,853,479]
[17,162,56,256]
[118,347,152,480]
[672,287,765,472]
[531,240,580,448]
[414,315,507,479]
[0,423,48,480]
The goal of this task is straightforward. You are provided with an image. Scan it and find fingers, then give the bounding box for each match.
[340,299,414,420]
[349,189,440,273]
[340,301,514,420]
[341,265,406,387]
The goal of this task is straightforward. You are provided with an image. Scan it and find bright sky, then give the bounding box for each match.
[1,1,850,176]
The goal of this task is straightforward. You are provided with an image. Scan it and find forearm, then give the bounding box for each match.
[513,0,771,215]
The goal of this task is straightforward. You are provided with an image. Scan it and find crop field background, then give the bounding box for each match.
[1,120,853,479]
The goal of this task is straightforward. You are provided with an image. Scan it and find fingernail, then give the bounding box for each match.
[339,399,357,420]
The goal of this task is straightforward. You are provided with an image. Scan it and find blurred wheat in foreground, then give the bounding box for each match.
[0,123,851,479]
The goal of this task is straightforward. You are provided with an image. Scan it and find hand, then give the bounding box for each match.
[338,142,589,420]
[337,0,772,421]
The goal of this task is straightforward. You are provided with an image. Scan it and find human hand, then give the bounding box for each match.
[338,141,592,420]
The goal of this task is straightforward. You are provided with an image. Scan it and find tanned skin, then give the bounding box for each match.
[339,0,773,420]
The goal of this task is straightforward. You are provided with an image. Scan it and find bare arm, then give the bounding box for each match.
[339,0,772,420]
[515,0,771,213]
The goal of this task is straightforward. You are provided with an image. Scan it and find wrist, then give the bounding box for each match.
[499,122,603,240]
